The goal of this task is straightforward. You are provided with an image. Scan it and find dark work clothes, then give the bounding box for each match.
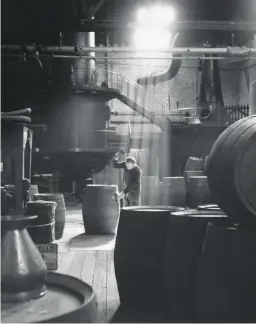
[113,158,141,202]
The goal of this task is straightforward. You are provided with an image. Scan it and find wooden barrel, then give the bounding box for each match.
[184,171,204,186]
[205,115,256,221]
[27,222,55,244]
[184,157,204,172]
[25,201,57,225]
[160,177,186,207]
[141,176,160,206]
[34,193,66,240]
[28,185,39,201]
[197,223,256,323]
[114,206,184,311]
[163,211,227,323]
[187,176,213,208]
[82,185,120,234]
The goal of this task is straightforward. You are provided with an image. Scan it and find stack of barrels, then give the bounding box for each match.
[25,190,66,243]
[113,115,256,323]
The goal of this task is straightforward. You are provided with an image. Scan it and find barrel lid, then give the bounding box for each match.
[27,200,57,206]
[1,272,96,323]
[171,209,227,217]
[123,206,184,212]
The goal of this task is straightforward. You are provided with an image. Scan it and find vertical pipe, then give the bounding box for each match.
[249,80,256,115]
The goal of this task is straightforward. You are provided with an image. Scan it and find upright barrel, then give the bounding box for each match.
[197,223,256,323]
[160,177,186,207]
[82,185,120,234]
[184,157,204,172]
[187,176,212,208]
[25,200,56,244]
[141,176,160,206]
[114,206,183,311]
[28,185,39,201]
[163,210,227,322]
[34,193,66,239]
[205,115,256,221]
[184,171,204,186]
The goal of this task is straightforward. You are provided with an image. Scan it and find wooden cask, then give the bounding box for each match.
[197,223,256,323]
[82,185,120,234]
[160,177,186,207]
[205,115,256,221]
[34,193,66,239]
[114,206,183,311]
[163,210,227,323]
[186,176,213,208]
[141,176,160,206]
[184,157,204,172]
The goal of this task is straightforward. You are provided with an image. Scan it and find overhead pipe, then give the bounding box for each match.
[137,33,182,86]
[2,45,256,56]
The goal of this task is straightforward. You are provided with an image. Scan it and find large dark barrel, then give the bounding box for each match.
[25,201,57,244]
[34,193,66,239]
[205,115,256,221]
[82,185,120,234]
[160,177,186,207]
[197,223,256,323]
[114,206,184,312]
[187,176,213,208]
[163,210,227,323]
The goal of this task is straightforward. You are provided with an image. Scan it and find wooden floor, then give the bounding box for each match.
[54,204,120,323]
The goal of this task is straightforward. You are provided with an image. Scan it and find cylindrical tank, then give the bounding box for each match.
[249,80,256,115]
[205,115,256,222]
[197,223,256,323]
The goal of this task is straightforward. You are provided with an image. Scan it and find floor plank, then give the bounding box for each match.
[93,251,108,323]
[80,251,97,285]
[67,251,86,278]
[57,251,75,274]
[107,251,120,322]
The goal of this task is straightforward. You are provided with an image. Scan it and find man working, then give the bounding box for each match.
[113,152,141,207]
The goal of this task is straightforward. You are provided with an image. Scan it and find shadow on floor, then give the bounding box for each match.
[69,233,116,250]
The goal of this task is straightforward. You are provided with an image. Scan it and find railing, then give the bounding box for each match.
[78,68,168,119]
[226,105,249,123]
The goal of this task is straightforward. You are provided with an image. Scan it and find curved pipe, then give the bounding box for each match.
[137,33,182,86]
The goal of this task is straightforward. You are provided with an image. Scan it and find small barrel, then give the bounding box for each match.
[114,206,184,311]
[184,171,204,186]
[197,222,256,323]
[28,185,39,201]
[205,115,256,221]
[160,177,186,207]
[184,157,204,172]
[82,185,120,234]
[164,210,227,322]
[141,176,160,206]
[25,200,57,225]
[34,193,66,240]
[187,176,213,208]
[27,221,55,244]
